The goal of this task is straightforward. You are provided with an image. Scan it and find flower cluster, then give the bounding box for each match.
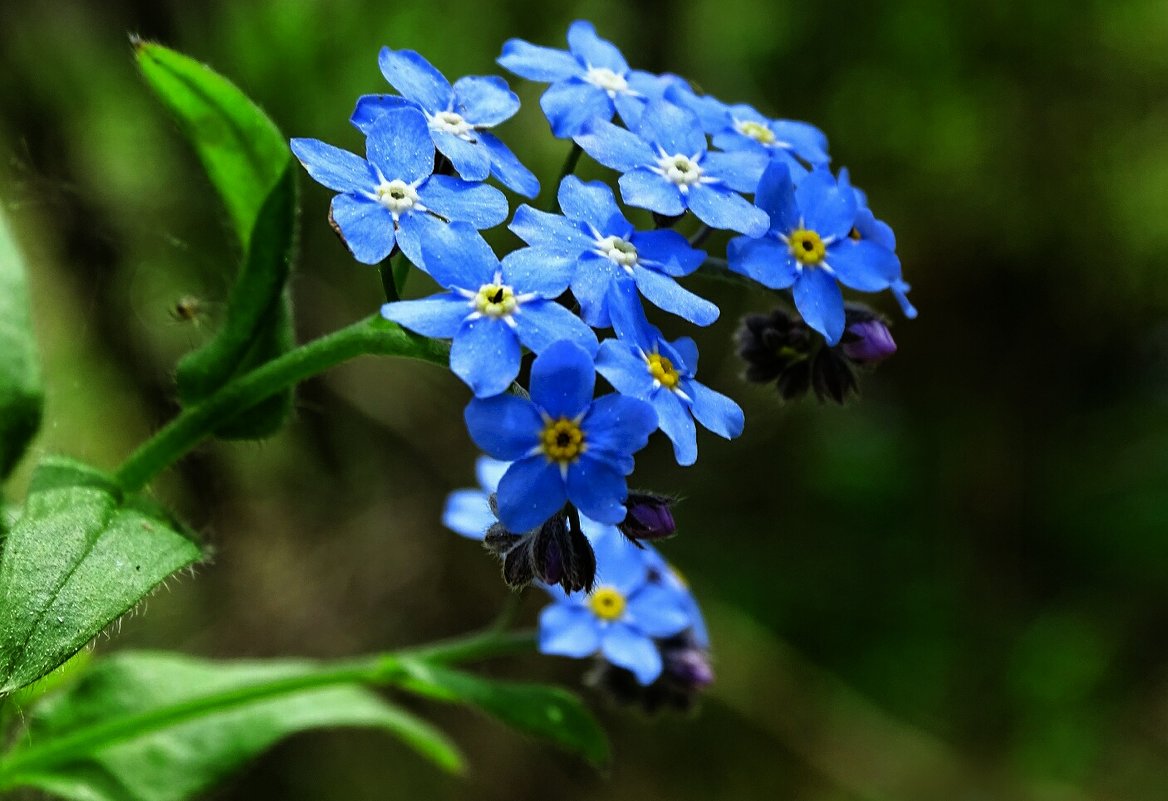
[292,20,916,701]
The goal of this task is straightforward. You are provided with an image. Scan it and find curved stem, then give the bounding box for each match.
[114,315,449,493]
[553,143,583,206]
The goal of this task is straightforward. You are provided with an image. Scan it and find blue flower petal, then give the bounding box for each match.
[378,47,453,111]
[349,95,418,134]
[379,293,468,338]
[727,236,798,289]
[636,99,705,158]
[510,301,599,356]
[451,317,522,398]
[688,381,745,439]
[464,395,542,459]
[686,184,769,236]
[529,340,596,418]
[596,340,656,398]
[541,81,615,139]
[581,394,656,458]
[392,211,439,270]
[497,456,569,532]
[570,254,626,328]
[432,130,491,181]
[539,604,600,658]
[417,221,497,289]
[630,229,705,276]
[566,20,629,73]
[753,161,801,235]
[613,91,650,129]
[652,391,698,466]
[793,268,846,344]
[796,168,856,240]
[605,280,656,346]
[574,119,655,172]
[772,119,831,165]
[826,240,900,291]
[479,132,540,198]
[558,176,625,232]
[703,149,768,193]
[508,205,592,255]
[567,453,630,524]
[618,169,685,217]
[365,108,435,184]
[290,139,375,194]
[500,247,579,296]
[670,336,699,372]
[591,530,648,594]
[600,622,663,684]
[475,455,509,492]
[442,489,494,540]
[329,194,396,264]
[497,39,581,82]
[627,584,691,637]
[632,264,719,326]
[892,279,919,319]
[452,75,520,126]
[421,175,509,228]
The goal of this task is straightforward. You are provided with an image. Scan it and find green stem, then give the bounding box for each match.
[693,256,757,289]
[393,257,411,297]
[379,257,401,303]
[554,143,583,204]
[114,315,449,493]
[0,628,535,785]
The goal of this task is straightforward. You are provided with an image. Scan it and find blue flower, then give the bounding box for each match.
[848,177,918,319]
[380,222,596,398]
[291,107,508,269]
[442,455,509,540]
[539,525,691,684]
[574,99,770,236]
[727,162,900,344]
[596,285,744,466]
[351,48,539,198]
[509,176,716,328]
[464,340,657,531]
[497,20,660,138]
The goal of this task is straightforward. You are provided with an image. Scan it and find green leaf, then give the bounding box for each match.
[134,41,297,439]
[1,651,463,801]
[395,659,610,767]
[0,208,44,480]
[0,459,203,695]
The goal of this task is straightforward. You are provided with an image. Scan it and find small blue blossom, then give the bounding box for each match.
[539,525,691,684]
[464,340,657,531]
[848,178,918,319]
[727,161,900,344]
[442,456,509,540]
[291,107,508,269]
[497,20,660,138]
[509,176,716,329]
[351,48,539,198]
[381,222,596,398]
[574,99,770,236]
[596,285,744,466]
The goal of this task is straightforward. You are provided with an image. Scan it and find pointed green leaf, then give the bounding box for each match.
[0,460,203,694]
[0,209,44,480]
[396,659,610,767]
[134,41,296,439]
[1,651,463,801]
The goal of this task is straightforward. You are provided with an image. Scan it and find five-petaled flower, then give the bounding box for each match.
[351,47,539,198]
[509,176,715,328]
[574,99,770,236]
[381,222,597,398]
[727,161,900,343]
[464,340,657,532]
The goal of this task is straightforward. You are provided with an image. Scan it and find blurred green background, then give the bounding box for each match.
[3,0,1168,798]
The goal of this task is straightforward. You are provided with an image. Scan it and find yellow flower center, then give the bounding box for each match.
[588,586,627,621]
[789,228,826,265]
[647,353,680,389]
[737,120,775,144]
[473,283,517,317]
[849,226,862,241]
[540,418,585,462]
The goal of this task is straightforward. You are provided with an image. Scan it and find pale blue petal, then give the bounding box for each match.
[892,279,919,319]
[826,240,899,291]
[636,99,705,157]
[529,340,595,418]
[618,169,684,216]
[567,453,630,524]
[497,456,569,532]
[479,132,540,198]
[511,301,599,355]
[452,75,520,126]
[421,175,509,228]
[497,39,581,82]
[703,149,768,193]
[378,47,452,111]
[329,194,395,264]
[290,139,375,194]
[379,294,468,338]
[632,264,719,326]
[451,317,521,398]
[595,340,656,398]
[501,247,579,296]
[605,280,656,347]
[541,81,614,139]
[582,394,656,458]
[591,531,648,594]
[574,119,655,172]
[727,236,798,289]
[796,168,856,240]
[350,94,418,134]
[432,131,491,181]
[417,221,497,289]
[627,584,691,637]
[539,604,601,658]
[686,184,769,236]
[613,91,649,129]
[508,205,592,254]
[601,623,663,684]
[670,336,699,372]
[772,119,831,165]
[567,20,628,72]
[557,176,624,231]
[570,254,625,327]
[442,489,494,540]
[688,381,745,439]
[793,268,845,344]
[392,211,439,270]
[364,108,435,184]
[475,456,510,493]
[754,160,801,235]
[652,391,698,466]
[464,395,542,459]
[630,229,704,276]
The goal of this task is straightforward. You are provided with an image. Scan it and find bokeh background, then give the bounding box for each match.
[2,0,1168,798]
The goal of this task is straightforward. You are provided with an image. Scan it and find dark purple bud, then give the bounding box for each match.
[618,492,677,542]
[664,645,715,688]
[841,319,897,364]
[484,497,596,594]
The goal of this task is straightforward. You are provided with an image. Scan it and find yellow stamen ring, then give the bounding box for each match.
[788,228,826,266]
[589,586,627,621]
[540,417,585,462]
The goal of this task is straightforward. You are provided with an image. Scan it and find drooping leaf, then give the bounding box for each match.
[0,651,463,801]
[0,209,44,480]
[0,460,203,695]
[134,41,297,439]
[395,659,610,767]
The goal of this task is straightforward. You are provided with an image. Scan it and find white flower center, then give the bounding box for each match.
[429,110,473,138]
[595,235,638,271]
[657,152,703,188]
[584,66,629,95]
[375,179,420,214]
[735,119,776,145]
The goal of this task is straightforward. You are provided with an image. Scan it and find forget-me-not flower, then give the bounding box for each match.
[847,179,917,319]
[574,99,770,236]
[498,20,659,137]
[596,284,744,466]
[381,223,596,398]
[291,107,508,269]
[509,176,715,328]
[442,456,509,540]
[464,340,657,531]
[351,48,539,198]
[727,161,899,343]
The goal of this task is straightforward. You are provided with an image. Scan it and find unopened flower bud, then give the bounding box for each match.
[841,318,897,364]
[483,496,596,594]
[618,492,677,543]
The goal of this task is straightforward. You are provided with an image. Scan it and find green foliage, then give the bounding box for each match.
[0,209,44,481]
[395,659,611,767]
[0,459,203,695]
[134,41,297,440]
[0,651,463,801]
